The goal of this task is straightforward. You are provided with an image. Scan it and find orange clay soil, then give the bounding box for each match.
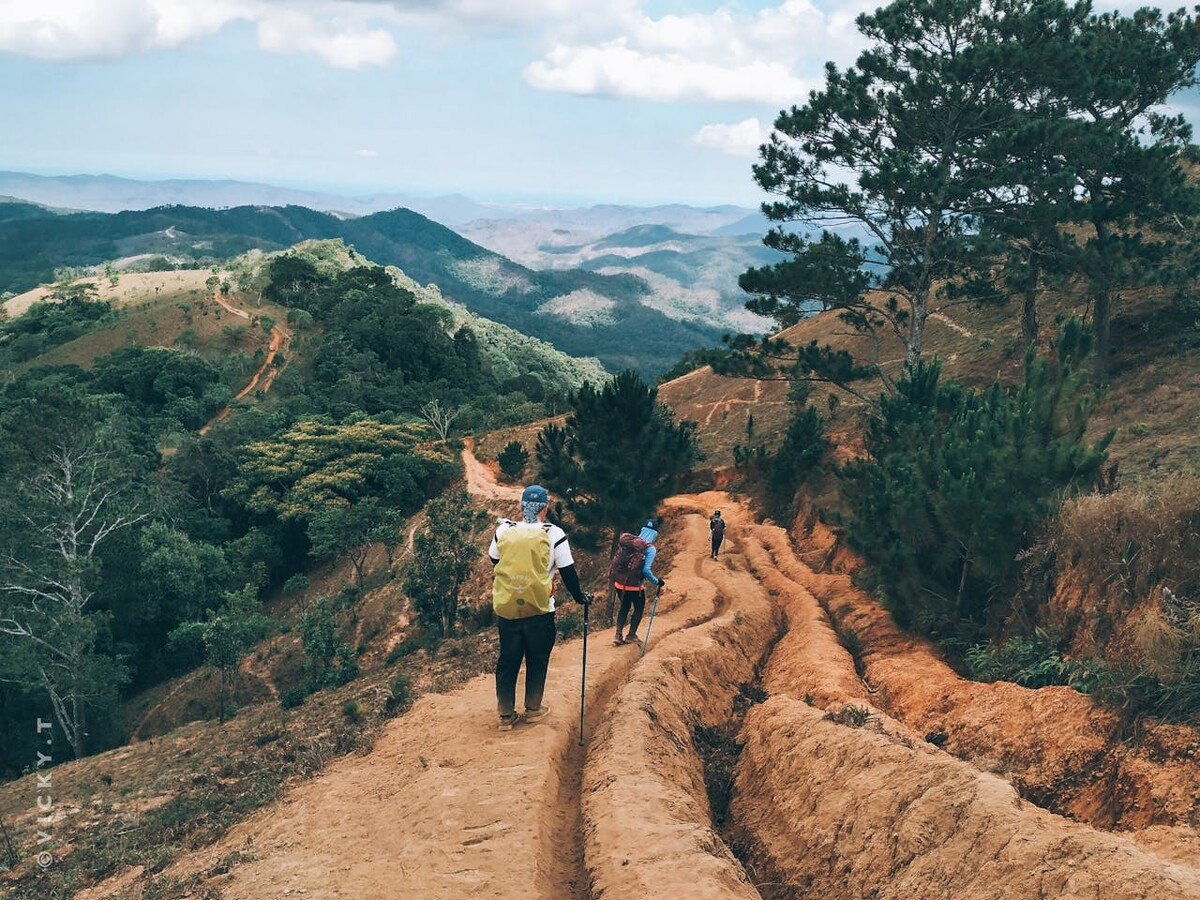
[749,515,1200,827]
[580,495,780,899]
[152,504,725,899]
[730,517,1200,898]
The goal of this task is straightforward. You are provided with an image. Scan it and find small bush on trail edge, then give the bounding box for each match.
[962,629,1069,688]
[826,704,872,728]
[387,674,414,715]
[556,609,584,639]
[497,440,530,482]
[280,686,309,709]
[342,699,365,723]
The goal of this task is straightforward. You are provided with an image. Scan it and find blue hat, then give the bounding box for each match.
[521,484,549,505]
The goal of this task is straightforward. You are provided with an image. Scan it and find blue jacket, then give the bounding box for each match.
[638,524,662,586]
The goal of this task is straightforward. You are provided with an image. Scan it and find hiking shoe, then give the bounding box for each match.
[623,633,640,645]
[612,632,625,646]
[523,705,550,723]
[498,714,519,732]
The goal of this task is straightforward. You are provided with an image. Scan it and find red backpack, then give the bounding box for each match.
[609,532,649,587]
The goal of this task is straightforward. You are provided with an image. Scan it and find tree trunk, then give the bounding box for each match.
[1092,220,1113,382]
[1022,253,1041,348]
[954,552,973,623]
[70,685,86,759]
[905,297,928,369]
[1092,290,1111,382]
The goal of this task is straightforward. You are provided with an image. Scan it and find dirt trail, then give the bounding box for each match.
[462,437,523,507]
[199,288,291,436]
[122,475,1200,897]
[159,465,726,898]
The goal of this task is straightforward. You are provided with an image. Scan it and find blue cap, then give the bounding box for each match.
[521,484,549,505]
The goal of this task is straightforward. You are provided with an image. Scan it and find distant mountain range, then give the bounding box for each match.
[0,200,724,375]
[0,172,764,234]
[461,222,780,334]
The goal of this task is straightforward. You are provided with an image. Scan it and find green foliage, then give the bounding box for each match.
[387,674,414,715]
[497,440,530,482]
[341,699,365,723]
[840,322,1110,638]
[556,609,584,640]
[962,629,1069,688]
[298,598,359,692]
[770,405,829,503]
[404,489,489,637]
[167,586,271,723]
[306,499,395,587]
[226,419,454,520]
[536,370,699,542]
[0,287,116,365]
[737,0,1200,389]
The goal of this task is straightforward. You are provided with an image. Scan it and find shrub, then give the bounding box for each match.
[387,674,414,715]
[962,629,1068,688]
[770,405,828,504]
[341,700,365,723]
[497,440,530,482]
[840,322,1109,639]
[282,574,310,596]
[556,609,584,639]
[826,705,871,727]
[279,687,308,709]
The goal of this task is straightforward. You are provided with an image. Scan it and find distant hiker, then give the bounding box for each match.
[609,519,665,646]
[489,485,590,732]
[710,510,725,559]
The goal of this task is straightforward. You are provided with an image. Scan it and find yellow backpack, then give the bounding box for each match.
[492,522,553,619]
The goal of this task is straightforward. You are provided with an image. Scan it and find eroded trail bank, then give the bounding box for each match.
[773,521,1200,835]
[730,515,1200,898]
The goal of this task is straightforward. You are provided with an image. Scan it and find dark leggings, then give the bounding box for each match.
[711,532,724,556]
[496,612,556,717]
[616,588,646,636]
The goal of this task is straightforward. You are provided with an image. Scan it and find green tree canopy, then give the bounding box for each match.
[537,370,698,542]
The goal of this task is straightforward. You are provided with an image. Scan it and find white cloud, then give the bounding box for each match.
[523,1,870,103]
[0,0,396,68]
[356,148,379,157]
[0,0,869,91]
[692,118,770,158]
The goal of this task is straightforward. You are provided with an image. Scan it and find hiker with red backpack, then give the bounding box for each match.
[609,519,665,647]
[489,485,591,732]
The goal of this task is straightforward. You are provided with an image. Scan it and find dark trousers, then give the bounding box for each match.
[616,588,646,636]
[496,612,556,717]
[711,532,724,557]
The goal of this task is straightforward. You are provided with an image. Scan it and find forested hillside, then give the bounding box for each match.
[0,201,723,374]
[0,239,605,776]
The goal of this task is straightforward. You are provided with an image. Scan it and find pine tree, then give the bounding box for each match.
[741,0,1034,387]
[839,320,1111,638]
[536,371,698,544]
[497,441,530,482]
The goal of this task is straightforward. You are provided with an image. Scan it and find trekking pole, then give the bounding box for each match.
[640,585,661,659]
[579,595,591,747]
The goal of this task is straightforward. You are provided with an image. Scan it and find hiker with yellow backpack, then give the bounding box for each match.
[489,485,591,732]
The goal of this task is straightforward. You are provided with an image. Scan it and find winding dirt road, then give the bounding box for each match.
[199,290,291,436]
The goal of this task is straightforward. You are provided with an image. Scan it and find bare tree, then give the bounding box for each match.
[0,442,147,758]
[419,399,457,442]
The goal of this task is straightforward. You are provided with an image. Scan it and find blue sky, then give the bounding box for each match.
[0,1,1188,207]
[0,1,879,206]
